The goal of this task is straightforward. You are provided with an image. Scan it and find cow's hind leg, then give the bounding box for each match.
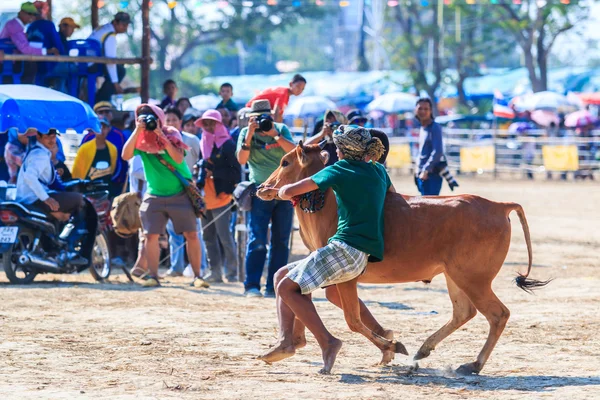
[413,274,477,365]
[456,286,510,375]
[336,278,408,364]
[325,286,399,365]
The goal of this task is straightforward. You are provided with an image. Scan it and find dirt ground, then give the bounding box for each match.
[0,175,599,399]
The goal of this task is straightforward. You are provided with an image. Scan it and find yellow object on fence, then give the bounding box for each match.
[293,118,304,128]
[460,146,495,172]
[386,144,412,168]
[542,145,579,171]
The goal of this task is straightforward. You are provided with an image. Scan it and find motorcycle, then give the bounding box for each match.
[0,180,112,284]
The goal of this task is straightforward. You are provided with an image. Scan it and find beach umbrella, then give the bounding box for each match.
[564,110,597,128]
[121,96,159,111]
[285,96,337,118]
[512,91,579,112]
[189,95,220,112]
[530,110,560,127]
[0,85,99,133]
[365,92,418,113]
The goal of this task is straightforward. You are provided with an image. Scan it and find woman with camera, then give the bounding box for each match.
[194,110,241,283]
[236,100,297,298]
[305,110,348,166]
[121,104,209,288]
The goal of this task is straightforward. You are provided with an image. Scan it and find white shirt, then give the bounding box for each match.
[88,23,118,83]
[181,131,201,173]
[16,144,54,204]
[128,155,146,195]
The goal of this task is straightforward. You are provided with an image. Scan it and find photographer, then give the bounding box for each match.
[305,110,348,167]
[121,104,208,288]
[236,100,296,298]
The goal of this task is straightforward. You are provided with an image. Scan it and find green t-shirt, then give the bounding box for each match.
[236,123,294,185]
[134,150,192,197]
[311,159,391,261]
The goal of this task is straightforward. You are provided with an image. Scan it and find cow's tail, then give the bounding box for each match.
[507,203,551,294]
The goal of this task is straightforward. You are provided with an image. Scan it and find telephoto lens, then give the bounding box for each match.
[257,114,273,132]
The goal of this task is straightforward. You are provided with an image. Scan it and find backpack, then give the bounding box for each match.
[110,192,141,237]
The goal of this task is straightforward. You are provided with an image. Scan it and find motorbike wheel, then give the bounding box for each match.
[2,229,38,284]
[88,231,111,281]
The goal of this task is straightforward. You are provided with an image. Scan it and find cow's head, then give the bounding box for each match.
[257,141,330,201]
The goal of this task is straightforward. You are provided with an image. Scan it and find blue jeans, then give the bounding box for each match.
[166,219,208,274]
[417,174,443,196]
[244,196,294,292]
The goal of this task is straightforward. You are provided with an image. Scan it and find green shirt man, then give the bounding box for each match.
[134,149,192,197]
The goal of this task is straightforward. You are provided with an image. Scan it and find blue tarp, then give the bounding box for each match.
[0,85,100,133]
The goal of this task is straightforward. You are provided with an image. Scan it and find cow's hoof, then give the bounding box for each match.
[456,362,480,376]
[394,341,409,355]
[409,360,420,372]
[413,347,431,361]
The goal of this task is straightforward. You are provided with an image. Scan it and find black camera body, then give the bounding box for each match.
[140,114,158,131]
[256,114,274,132]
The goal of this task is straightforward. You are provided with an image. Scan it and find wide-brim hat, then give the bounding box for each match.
[247,99,272,116]
[94,101,113,113]
[194,109,223,128]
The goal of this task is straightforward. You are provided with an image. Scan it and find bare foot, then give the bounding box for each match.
[319,338,343,374]
[258,342,296,364]
[379,329,395,365]
[293,334,306,350]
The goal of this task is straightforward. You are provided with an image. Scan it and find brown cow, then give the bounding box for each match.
[256,142,548,375]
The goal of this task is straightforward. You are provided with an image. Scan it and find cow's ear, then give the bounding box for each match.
[296,142,308,165]
[319,150,330,165]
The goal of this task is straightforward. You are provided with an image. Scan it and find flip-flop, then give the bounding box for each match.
[130,267,147,279]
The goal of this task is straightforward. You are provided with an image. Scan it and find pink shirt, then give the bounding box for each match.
[0,17,44,56]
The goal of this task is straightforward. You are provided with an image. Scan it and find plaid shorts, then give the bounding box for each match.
[286,240,368,295]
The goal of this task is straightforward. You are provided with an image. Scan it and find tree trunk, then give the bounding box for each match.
[357,3,369,71]
[536,29,548,92]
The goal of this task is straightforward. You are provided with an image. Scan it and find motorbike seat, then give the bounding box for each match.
[1,201,49,220]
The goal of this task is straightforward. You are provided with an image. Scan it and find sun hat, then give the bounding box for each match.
[247,100,272,116]
[60,17,81,29]
[20,2,39,15]
[194,109,223,128]
[93,101,113,113]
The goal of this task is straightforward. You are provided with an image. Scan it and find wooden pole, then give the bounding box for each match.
[141,0,151,104]
[47,0,53,21]
[91,0,99,30]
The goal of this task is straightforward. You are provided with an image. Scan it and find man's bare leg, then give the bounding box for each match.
[277,278,342,374]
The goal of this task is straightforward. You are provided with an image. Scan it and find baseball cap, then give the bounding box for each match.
[114,12,131,24]
[38,128,60,136]
[21,2,39,15]
[93,101,113,113]
[60,17,81,29]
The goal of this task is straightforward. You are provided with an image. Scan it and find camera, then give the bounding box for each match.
[140,114,158,131]
[256,114,274,132]
[326,121,341,131]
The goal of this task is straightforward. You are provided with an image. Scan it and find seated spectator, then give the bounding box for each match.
[71,117,120,197]
[58,17,80,52]
[0,2,59,83]
[176,97,192,115]
[195,110,241,283]
[245,74,306,122]
[160,79,178,109]
[89,12,131,102]
[27,1,64,55]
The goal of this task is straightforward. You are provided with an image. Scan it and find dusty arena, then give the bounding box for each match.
[0,176,598,399]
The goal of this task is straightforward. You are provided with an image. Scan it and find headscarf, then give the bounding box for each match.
[333,125,385,162]
[195,109,232,159]
[134,103,188,154]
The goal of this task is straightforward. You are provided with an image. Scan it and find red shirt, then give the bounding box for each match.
[246,87,290,113]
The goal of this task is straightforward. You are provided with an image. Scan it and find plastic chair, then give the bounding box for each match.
[0,39,24,84]
[66,39,103,105]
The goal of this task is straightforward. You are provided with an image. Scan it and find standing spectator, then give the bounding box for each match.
[182,110,201,137]
[305,110,347,166]
[162,107,208,278]
[236,100,297,298]
[195,110,241,283]
[128,154,148,278]
[415,98,445,196]
[230,107,251,144]
[217,107,232,129]
[160,79,178,110]
[58,17,80,50]
[217,83,239,114]
[121,104,208,288]
[89,12,131,102]
[71,118,120,197]
[346,109,368,127]
[176,97,192,115]
[245,74,306,123]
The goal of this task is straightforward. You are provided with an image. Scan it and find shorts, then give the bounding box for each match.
[139,192,197,235]
[286,240,368,295]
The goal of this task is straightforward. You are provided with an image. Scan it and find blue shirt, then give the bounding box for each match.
[27,20,64,54]
[417,121,444,174]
